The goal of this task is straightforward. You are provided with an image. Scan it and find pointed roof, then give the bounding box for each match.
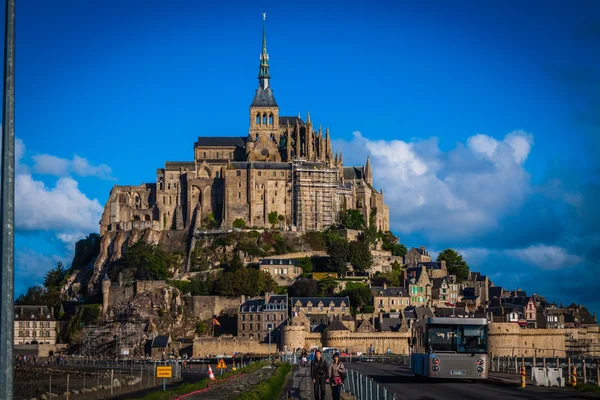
[102,273,110,282]
[324,319,350,332]
[365,156,372,176]
[251,14,277,107]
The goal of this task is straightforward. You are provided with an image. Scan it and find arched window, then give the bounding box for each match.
[269,113,273,125]
[256,113,260,125]
[263,113,267,125]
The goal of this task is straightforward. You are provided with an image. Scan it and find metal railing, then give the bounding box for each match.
[490,356,600,386]
[343,368,397,400]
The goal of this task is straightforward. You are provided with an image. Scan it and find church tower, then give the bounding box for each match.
[249,14,279,137]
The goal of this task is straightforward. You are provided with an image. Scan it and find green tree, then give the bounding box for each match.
[392,243,407,257]
[120,241,175,280]
[296,257,313,275]
[288,278,319,297]
[437,248,470,281]
[203,212,218,229]
[338,210,366,230]
[303,231,326,251]
[215,268,277,296]
[195,321,208,335]
[348,240,373,272]
[232,218,247,229]
[268,211,279,228]
[227,251,244,272]
[189,275,213,295]
[318,276,338,296]
[326,239,350,275]
[342,284,373,311]
[43,261,67,290]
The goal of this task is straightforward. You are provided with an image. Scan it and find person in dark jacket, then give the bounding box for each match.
[310,350,329,400]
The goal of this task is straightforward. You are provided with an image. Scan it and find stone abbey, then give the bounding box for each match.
[100,20,389,234]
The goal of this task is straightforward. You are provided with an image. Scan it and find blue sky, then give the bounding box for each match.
[4,1,599,313]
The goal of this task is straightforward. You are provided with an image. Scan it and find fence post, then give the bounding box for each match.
[596,360,599,386]
[49,374,52,397]
[110,369,113,396]
[543,357,546,369]
[66,374,69,400]
[568,357,571,385]
[583,359,587,384]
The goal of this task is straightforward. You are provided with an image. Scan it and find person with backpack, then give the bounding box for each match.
[310,349,328,400]
[328,352,346,400]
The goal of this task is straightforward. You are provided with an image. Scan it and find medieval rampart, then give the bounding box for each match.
[192,336,271,356]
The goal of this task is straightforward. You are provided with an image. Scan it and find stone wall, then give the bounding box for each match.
[192,335,271,356]
[488,323,568,357]
[14,343,68,358]
[183,295,243,320]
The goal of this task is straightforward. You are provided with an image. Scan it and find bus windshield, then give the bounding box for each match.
[427,324,488,354]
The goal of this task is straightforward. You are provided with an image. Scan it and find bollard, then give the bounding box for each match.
[66,374,69,400]
[521,366,526,388]
[572,365,577,387]
[568,357,571,385]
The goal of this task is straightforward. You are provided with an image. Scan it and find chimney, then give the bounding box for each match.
[368,282,372,289]
[440,260,446,270]
[241,295,246,304]
[383,282,387,290]
[265,292,271,304]
[420,246,426,252]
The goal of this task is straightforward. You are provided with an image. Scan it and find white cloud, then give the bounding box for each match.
[507,245,583,270]
[32,153,115,180]
[334,130,533,240]
[15,138,104,235]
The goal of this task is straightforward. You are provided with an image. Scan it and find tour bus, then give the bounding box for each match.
[410,317,488,379]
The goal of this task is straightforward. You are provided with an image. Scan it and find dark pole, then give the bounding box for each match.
[0,0,16,399]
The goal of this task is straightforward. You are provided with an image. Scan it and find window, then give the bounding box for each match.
[261,195,264,200]
[238,182,242,188]
[318,305,323,311]
[250,315,253,321]
[256,113,260,124]
[249,323,253,330]
[419,287,424,293]
[391,300,395,305]
[281,172,284,176]
[173,183,177,189]
[242,324,246,330]
[216,152,220,158]
[258,171,262,176]
[263,114,267,124]
[269,114,273,125]
[203,152,207,158]
[237,171,241,176]
[266,314,270,321]
[273,171,276,176]
[230,152,233,159]
[238,192,241,199]
[242,315,245,321]
[307,306,312,312]
[168,183,171,190]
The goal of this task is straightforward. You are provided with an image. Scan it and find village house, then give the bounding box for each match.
[258,258,302,286]
[431,276,459,308]
[416,261,448,279]
[463,272,491,304]
[238,293,288,343]
[14,305,57,345]
[291,297,350,317]
[404,246,431,267]
[405,265,432,307]
[370,284,410,313]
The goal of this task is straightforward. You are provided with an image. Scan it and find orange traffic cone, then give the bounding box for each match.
[208,365,215,380]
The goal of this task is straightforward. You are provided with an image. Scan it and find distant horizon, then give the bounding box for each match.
[5,0,599,314]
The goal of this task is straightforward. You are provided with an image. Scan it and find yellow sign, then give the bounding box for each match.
[156,366,172,378]
[217,359,227,369]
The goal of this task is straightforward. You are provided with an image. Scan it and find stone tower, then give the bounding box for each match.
[101,273,111,314]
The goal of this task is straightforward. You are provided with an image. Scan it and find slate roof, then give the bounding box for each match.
[14,305,56,321]
[434,308,469,318]
[417,262,444,270]
[324,320,350,332]
[239,295,288,312]
[379,318,403,332]
[415,307,435,320]
[151,335,170,348]
[371,286,408,297]
[165,162,195,170]
[489,286,503,299]
[196,137,246,147]
[291,297,350,308]
[251,86,278,107]
[412,247,427,255]
[343,167,363,180]
[280,116,304,126]
[260,258,299,266]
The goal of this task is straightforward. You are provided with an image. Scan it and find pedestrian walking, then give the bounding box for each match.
[310,350,328,400]
[328,352,346,400]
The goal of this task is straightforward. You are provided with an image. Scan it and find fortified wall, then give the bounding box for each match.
[183,295,243,320]
[488,323,568,357]
[192,335,271,356]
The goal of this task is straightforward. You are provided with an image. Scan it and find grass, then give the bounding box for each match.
[233,363,292,400]
[127,361,267,400]
[573,383,600,393]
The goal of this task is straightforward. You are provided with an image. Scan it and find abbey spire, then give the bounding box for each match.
[258,12,270,90]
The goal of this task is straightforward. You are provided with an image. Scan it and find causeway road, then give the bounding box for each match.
[346,362,598,399]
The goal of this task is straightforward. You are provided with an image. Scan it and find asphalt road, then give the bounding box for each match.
[346,362,597,399]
